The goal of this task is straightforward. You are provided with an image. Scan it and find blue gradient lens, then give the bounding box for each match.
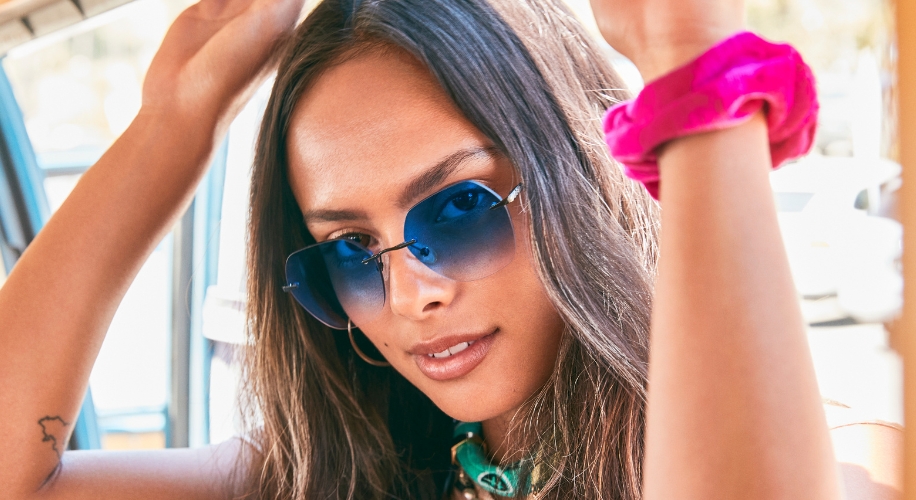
[284,181,517,329]
[405,181,514,281]
[285,239,385,329]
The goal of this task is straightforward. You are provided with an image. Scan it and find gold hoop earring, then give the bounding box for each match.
[348,320,390,367]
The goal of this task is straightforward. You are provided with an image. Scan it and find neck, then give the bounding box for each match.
[481,409,527,464]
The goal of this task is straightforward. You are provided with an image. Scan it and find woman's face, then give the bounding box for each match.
[286,48,565,423]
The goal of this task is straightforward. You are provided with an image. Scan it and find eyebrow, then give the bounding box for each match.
[397,146,500,209]
[301,207,369,224]
[302,146,500,225]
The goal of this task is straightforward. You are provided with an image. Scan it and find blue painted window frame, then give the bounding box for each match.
[0,58,227,450]
[0,62,101,450]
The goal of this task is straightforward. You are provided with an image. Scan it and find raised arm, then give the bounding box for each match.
[590,1,843,498]
[0,0,302,496]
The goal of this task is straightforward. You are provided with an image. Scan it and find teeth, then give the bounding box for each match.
[428,341,472,358]
[448,342,469,355]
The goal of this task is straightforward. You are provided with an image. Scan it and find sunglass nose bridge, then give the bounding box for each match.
[361,238,418,265]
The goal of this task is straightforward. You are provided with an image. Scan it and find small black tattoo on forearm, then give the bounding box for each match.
[38,416,70,457]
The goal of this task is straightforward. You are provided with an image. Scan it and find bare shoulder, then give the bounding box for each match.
[827,404,902,500]
[33,437,258,500]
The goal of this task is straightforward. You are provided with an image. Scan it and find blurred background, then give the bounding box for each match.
[0,0,902,450]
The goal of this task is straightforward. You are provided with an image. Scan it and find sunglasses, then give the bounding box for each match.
[283,180,523,329]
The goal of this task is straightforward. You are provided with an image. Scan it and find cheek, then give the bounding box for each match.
[442,219,567,419]
[493,227,566,380]
[433,243,565,421]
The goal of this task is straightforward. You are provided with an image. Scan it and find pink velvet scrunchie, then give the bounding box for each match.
[602,31,819,200]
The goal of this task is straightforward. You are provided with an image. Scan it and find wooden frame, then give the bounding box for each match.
[899,0,916,496]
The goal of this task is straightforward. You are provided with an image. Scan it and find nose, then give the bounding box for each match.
[384,246,457,321]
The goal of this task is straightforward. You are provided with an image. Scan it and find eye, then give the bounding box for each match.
[436,189,484,222]
[331,232,374,250]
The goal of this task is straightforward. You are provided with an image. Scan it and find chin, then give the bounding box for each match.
[435,403,504,423]
[421,378,534,423]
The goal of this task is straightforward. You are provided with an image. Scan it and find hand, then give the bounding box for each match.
[141,0,305,132]
[589,0,745,82]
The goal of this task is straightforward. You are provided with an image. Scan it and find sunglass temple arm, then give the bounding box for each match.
[489,183,523,210]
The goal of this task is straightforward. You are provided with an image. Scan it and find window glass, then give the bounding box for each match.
[1,0,899,449]
[203,0,903,440]
[566,0,901,425]
[749,0,901,426]
[2,0,194,450]
[3,0,193,171]
[205,81,272,443]
[775,192,816,213]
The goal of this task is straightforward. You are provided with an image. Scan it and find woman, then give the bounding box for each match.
[246,2,657,498]
[0,0,899,498]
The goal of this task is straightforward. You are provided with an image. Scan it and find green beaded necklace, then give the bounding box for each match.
[451,422,526,498]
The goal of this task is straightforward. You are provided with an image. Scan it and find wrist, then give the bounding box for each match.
[602,32,819,200]
[626,5,746,81]
[133,105,223,160]
[632,31,740,82]
[125,107,222,177]
[632,43,718,83]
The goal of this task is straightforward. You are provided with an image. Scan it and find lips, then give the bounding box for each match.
[411,328,498,381]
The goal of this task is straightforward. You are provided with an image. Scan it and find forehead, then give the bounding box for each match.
[286,47,494,214]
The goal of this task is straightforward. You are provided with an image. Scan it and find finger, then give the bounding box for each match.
[191,0,256,23]
[179,0,302,97]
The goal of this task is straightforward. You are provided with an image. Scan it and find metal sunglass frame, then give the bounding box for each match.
[281,182,523,294]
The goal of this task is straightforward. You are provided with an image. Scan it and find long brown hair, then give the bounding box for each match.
[243,0,659,498]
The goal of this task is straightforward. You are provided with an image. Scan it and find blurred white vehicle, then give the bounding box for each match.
[771,156,902,323]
